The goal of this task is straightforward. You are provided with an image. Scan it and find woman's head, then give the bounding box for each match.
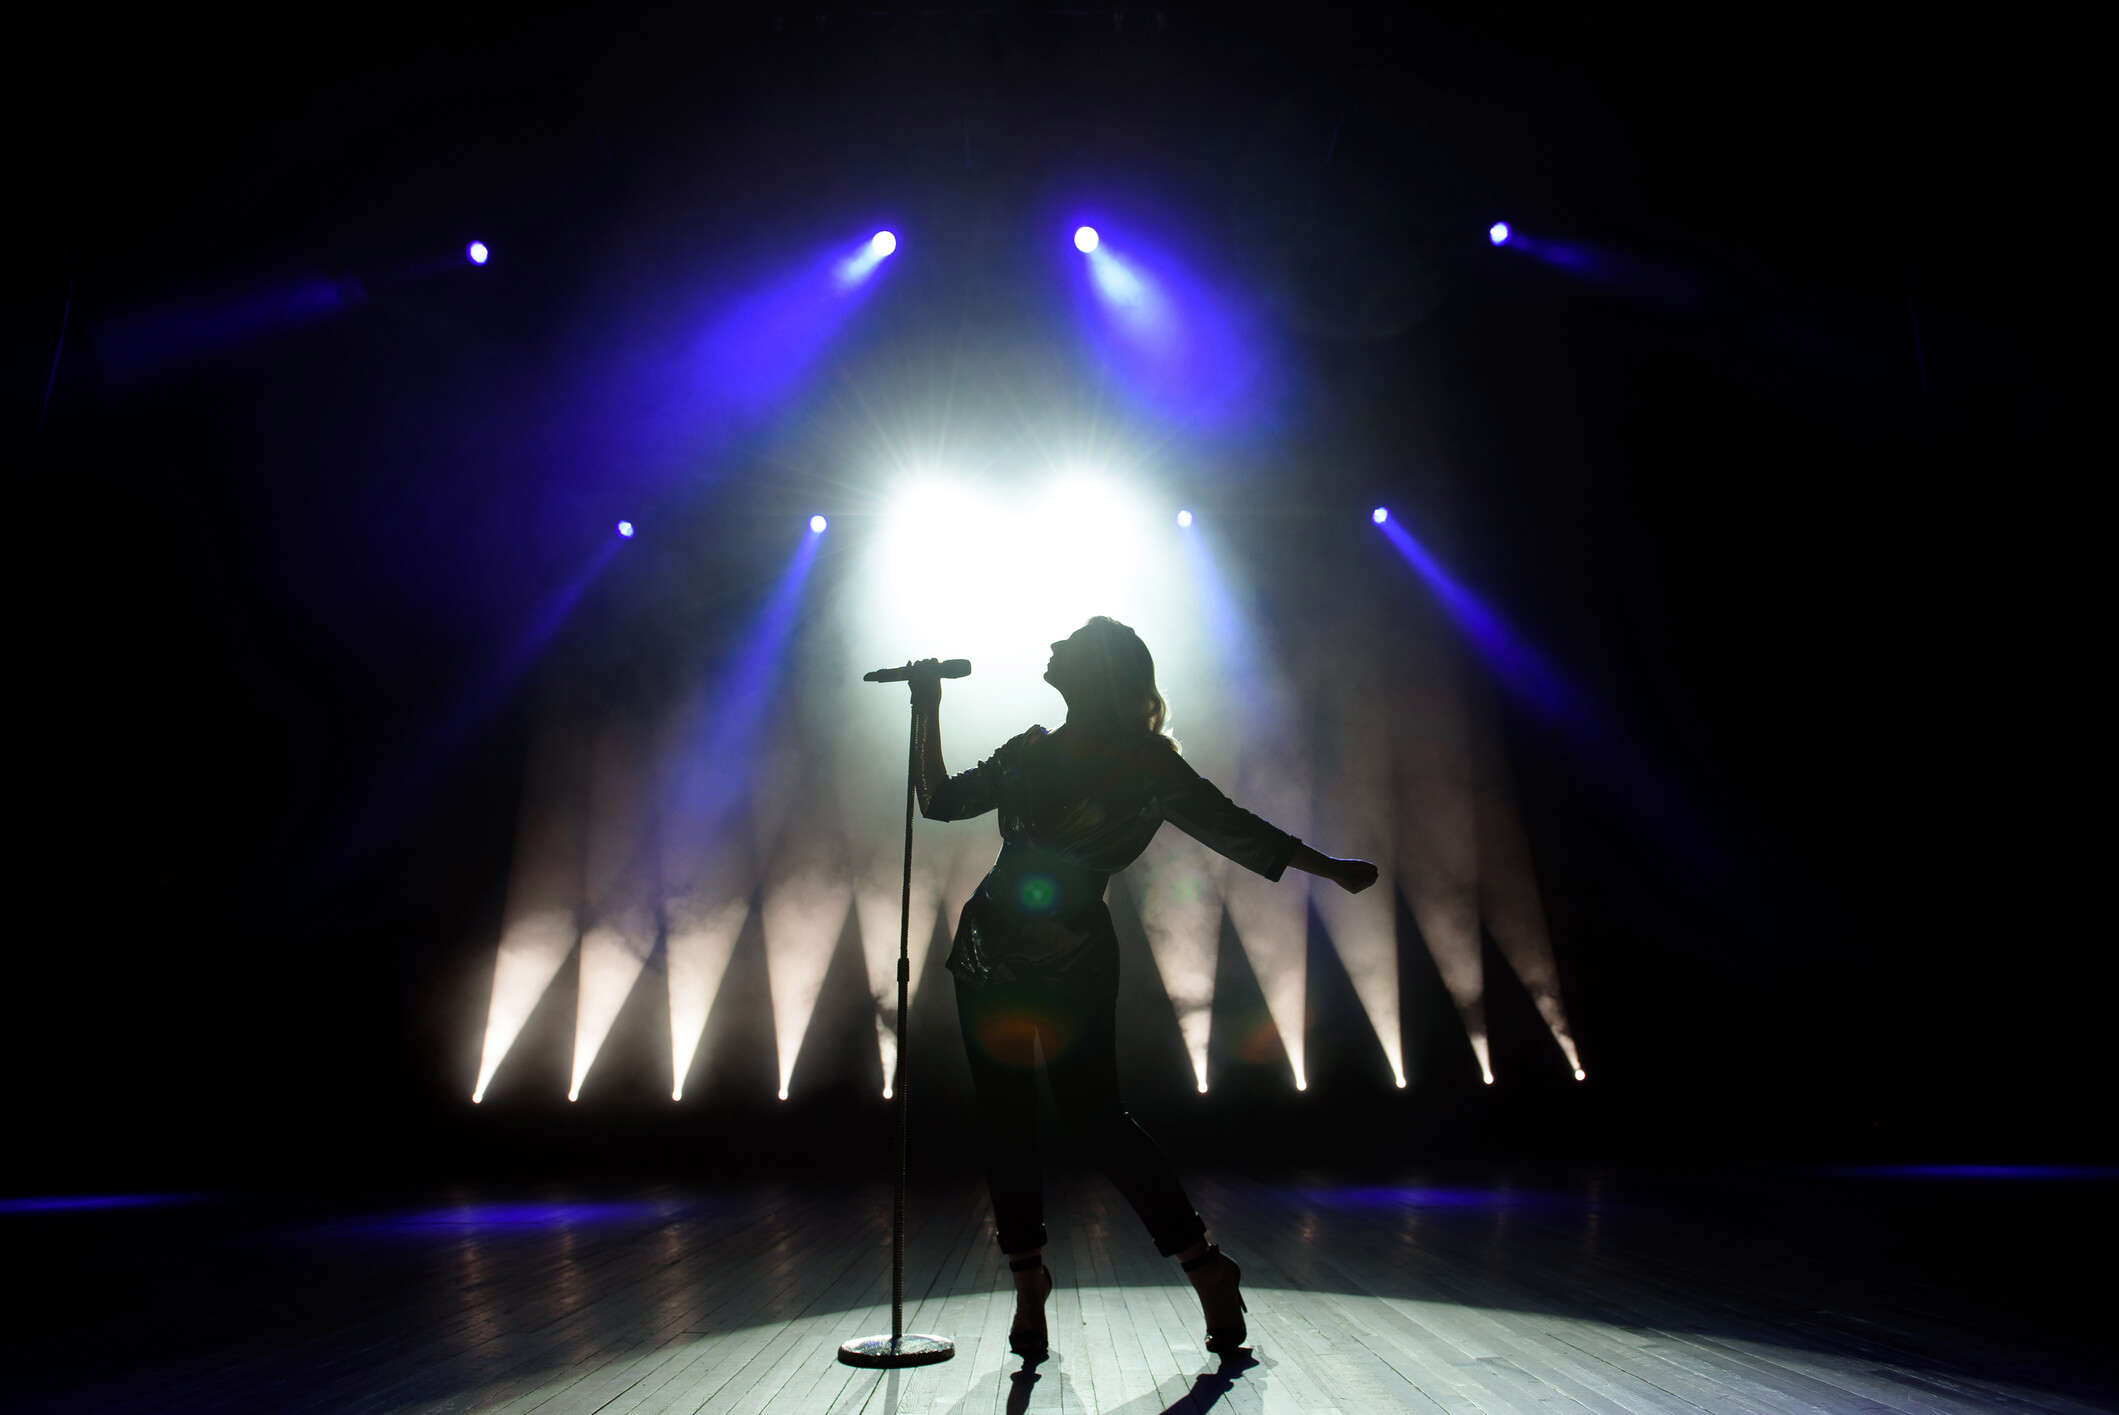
[1044,616,1175,746]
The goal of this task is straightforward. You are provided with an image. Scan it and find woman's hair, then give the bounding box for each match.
[1075,615,1181,752]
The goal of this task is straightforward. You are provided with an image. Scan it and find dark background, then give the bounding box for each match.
[12,5,2098,1192]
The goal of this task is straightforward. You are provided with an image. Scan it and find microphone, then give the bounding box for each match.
[863,659,972,684]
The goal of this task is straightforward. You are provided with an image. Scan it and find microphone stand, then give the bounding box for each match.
[837,690,955,1370]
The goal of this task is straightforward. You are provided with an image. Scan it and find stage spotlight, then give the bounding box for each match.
[882,1085,893,1099]
[834,229,900,289]
[1176,509,1193,527]
[1395,1076,1408,1089]
[567,1088,579,1101]
[1574,1068,1587,1081]
[1074,226,1100,253]
[1295,1077,1308,1092]
[672,1088,683,1101]
[1482,1072,1495,1085]
[1371,507,1389,525]
[617,520,635,538]
[1488,222,1511,246]
[1197,1080,1209,1094]
[777,1087,789,1100]
[467,240,489,265]
[809,514,828,534]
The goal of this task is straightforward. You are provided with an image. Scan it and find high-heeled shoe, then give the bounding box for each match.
[1181,1243,1248,1353]
[1008,1255,1053,1359]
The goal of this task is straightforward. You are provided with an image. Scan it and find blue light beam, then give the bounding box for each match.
[1376,515,1587,731]
[1375,512,1734,883]
[322,532,625,884]
[1068,224,1272,432]
[666,529,825,839]
[660,529,826,1099]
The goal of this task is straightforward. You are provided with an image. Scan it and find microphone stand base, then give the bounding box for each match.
[837,1333,956,1368]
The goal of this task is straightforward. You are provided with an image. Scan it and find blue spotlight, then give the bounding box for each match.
[1074,226,1100,254]
[1176,509,1194,528]
[809,514,828,534]
[834,231,897,289]
[1488,222,1511,247]
[467,240,490,265]
[616,520,635,538]
[1371,507,1389,525]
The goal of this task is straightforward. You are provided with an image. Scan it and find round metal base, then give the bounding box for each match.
[837,1332,956,1368]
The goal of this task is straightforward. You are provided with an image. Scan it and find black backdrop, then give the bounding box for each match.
[12,6,2099,1192]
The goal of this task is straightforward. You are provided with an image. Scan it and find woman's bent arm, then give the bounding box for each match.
[911,696,951,818]
[910,674,1005,821]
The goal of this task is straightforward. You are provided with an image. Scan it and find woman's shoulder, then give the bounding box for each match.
[997,724,1049,756]
[1136,733,1195,783]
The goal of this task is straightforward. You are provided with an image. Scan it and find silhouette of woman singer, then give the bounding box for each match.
[902,615,1378,1361]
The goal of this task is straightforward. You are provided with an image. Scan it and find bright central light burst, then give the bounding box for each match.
[856,468,1197,790]
[873,474,1166,665]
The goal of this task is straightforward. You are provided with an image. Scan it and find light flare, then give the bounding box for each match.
[1310,641,1403,1090]
[473,725,588,1102]
[761,862,853,1100]
[835,230,898,289]
[1127,833,1223,1095]
[570,723,660,1102]
[852,848,944,1100]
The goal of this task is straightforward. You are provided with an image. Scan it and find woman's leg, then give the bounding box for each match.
[954,977,1048,1255]
[1040,969,1208,1257]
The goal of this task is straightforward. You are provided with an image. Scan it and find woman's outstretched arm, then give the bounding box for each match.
[1286,841,1380,894]
[1157,755,1378,892]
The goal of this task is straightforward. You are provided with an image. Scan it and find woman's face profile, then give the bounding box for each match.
[1044,625,1096,692]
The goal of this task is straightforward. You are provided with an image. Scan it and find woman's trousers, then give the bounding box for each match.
[953,959,1207,1257]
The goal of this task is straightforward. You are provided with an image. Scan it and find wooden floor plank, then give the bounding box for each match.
[9,1167,2110,1415]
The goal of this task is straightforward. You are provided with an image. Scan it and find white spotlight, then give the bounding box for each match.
[1295,1077,1308,1092]
[1481,1072,1494,1086]
[871,230,897,257]
[1176,509,1193,527]
[1197,1080,1209,1094]
[777,1086,789,1100]
[470,1089,484,1104]
[809,514,828,534]
[672,1087,684,1101]
[882,1085,894,1100]
[567,1087,580,1102]
[1574,1068,1587,1081]
[1074,225,1100,253]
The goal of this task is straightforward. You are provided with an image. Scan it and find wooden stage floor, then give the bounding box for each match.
[7,1164,2112,1414]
